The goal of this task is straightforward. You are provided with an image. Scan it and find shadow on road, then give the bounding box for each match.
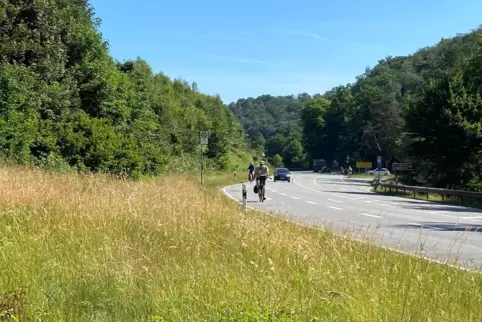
[390,222,482,233]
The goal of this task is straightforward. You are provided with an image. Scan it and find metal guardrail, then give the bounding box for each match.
[373,182,482,205]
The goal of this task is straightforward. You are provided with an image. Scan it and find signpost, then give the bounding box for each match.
[392,163,412,171]
[356,161,372,169]
[393,162,413,185]
[200,131,208,185]
[376,156,382,182]
[242,183,247,211]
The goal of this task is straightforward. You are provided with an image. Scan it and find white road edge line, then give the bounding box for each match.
[221,182,478,274]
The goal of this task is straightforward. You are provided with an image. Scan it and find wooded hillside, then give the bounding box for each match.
[0,0,250,178]
[231,26,482,189]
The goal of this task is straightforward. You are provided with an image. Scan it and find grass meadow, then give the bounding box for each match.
[0,166,481,321]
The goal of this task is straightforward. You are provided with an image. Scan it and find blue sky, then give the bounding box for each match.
[90,0,482,104]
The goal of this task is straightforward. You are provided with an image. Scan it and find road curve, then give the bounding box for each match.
[222,171,482,271]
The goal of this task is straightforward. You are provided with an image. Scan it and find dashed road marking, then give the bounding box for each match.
[327,206,344,211]
[306,201,317,205]
[359,213,383,218]
[291,196,300,200]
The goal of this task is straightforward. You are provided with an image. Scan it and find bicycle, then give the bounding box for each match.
[256,176,271,202]
[248,171,254,182]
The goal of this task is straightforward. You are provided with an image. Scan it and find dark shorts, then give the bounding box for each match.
[258,175,267,186]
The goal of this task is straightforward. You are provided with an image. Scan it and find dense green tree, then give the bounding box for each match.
[0,0,251,177]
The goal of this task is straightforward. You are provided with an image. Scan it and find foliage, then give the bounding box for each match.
[231,26,482,188]
[0,0,251,178]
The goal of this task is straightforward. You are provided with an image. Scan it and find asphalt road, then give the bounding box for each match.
[222,171,482,271]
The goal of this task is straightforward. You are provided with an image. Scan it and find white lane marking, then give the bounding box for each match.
[293,175,322,193]
[306,201,317,205]
[359,213,383,218]
[313,176,329,191]
[265,196,272,200]
[221,183,476,273]
[328,198,342,203]
[270,189,278,193]
[279,193,287,196]
[327,206,344,211]
[462,216,482,219]
[291,196,300,200]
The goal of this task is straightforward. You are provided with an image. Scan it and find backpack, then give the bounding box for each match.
[253,185,259,194]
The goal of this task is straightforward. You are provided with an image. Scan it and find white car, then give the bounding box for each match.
[367,168,390,176]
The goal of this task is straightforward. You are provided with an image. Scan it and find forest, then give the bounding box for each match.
[0,0,251,178]
[230,26,482,190]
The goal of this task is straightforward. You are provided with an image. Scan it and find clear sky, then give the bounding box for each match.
[89,0,482,104]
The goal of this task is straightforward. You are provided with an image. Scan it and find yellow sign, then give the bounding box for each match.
[356,161,372,169]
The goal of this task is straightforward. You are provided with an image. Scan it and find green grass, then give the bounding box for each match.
[373,184,482,209]
[0,166,482,321]
[348,173,396,180]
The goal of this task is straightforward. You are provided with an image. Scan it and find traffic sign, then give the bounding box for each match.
[393,163,412,171]
[356,161,372,169]
[377,156,381,163]
[200,131,208,145]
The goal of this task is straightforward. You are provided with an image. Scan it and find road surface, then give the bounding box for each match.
[222,172,482,271]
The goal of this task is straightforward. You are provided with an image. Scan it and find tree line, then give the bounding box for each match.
[0,0,251,178]
[230,26,482,190]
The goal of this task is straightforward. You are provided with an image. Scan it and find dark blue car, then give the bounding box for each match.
[273,168,291,182]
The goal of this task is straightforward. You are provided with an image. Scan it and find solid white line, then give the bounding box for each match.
[306,201,317,205]
[328,198,342,203]
[327,206,344,211]
[359,213,383,218]
[313,176,329,191]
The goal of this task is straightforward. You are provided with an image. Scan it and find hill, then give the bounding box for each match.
[230,26,482,189]
[228,94,316,168]
[0,0,251,177]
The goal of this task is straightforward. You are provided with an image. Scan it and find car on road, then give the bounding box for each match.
[367,168,391,176]
[321,166,331,173]
[273,168,291,182]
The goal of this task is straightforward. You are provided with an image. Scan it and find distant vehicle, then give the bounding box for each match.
[321,166,331,173]
[367,168,390,176]
[273,168,291,182]
[313,159,327,172]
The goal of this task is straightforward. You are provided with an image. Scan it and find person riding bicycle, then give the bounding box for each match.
[247,162,255,180]
[255,160,269,201]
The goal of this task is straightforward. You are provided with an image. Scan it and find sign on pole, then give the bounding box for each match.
[393,163,413,171]
[200,131,209,145]
[356,161,372,169]
[377,156,382,164]
[242,183,247,212]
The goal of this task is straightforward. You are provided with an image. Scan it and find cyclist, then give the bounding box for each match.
[255,160,269,201]
[247,162,255,181]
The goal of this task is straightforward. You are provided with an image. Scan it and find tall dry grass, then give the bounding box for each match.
[0,166,481,321]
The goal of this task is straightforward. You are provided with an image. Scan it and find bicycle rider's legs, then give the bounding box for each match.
[258,175,267,200]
